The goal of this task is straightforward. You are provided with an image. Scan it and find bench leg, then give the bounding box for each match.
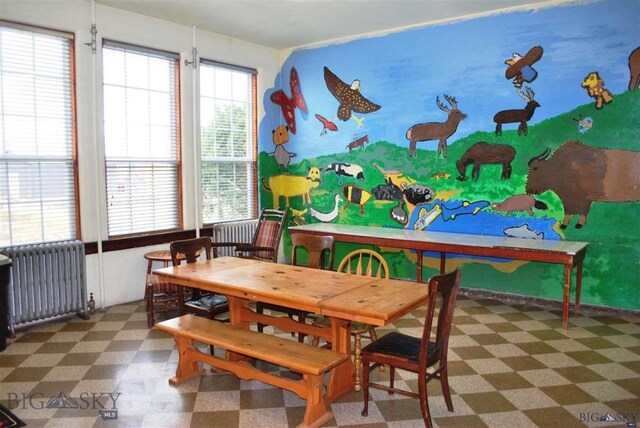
[300,373,333,428]
[169,336,205,385]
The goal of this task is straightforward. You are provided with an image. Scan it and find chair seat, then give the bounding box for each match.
[362,331,436,362]
[310,315,372,334]
[151,292,182,312]
[187,294,228,309]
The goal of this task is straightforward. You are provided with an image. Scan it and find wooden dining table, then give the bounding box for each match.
[153,256,429,401]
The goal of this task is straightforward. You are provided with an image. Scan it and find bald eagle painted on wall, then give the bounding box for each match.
[323,66,381,121]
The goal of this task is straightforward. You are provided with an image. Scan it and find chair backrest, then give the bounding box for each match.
[291,234,335,270]
[252,208,287,262]
[337,249,389,279]
[419,269,461,368]
[169,237,212,266]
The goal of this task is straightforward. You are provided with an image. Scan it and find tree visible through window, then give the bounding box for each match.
[200,60,256,223]
[102,41,181,237]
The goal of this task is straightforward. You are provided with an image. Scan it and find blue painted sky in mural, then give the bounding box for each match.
[261,0,640,159]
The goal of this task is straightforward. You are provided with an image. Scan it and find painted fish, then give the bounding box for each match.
[503,224,544,239]
[413,205,442,231]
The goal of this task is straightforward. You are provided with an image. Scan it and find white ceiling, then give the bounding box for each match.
[95,0,553,50]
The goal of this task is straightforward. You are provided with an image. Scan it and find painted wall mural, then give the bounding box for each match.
[257,0,640,310]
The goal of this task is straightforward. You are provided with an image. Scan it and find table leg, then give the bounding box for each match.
[227,296,251,362]
[439,252,446,274]
[416,250,423,283]
[575,260,583,312]
[562,264,571,329]
[326,318,353,402]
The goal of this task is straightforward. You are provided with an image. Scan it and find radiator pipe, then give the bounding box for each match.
[190,26,201,238]
[89,0,106,310]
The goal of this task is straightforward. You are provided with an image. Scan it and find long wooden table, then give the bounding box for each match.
[153,256,428,402]
[289,223,588,329]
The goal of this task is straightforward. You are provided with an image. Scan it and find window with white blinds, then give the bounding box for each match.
[200,60,256,223]
[102,41,181,237]
[0,22,78,246]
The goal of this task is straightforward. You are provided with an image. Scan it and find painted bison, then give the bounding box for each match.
[526,141,640,229]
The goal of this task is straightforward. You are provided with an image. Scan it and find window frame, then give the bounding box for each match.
[199,58,258,226]
[101,39,183,239]
[0,20,81,246]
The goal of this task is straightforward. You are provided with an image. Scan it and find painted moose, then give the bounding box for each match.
[456,142,516,181]
[526,141,640,229]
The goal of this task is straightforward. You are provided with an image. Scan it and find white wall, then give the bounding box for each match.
[1,0,280,307]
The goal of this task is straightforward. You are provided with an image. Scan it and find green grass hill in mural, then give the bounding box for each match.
[259,90,640,310]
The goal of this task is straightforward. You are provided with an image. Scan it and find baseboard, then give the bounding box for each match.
[459,287,640,318]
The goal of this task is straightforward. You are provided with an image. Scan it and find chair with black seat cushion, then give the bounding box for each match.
[169,237,229,320]
[211,209,287,262]
[360,269,461,428]
[256,233,335,341]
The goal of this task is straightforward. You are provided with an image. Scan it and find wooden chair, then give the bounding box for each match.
[361,269,462,428]
[169,237,229,321]
[145,250,192,328]
[312,249,389,390]
[256,234,335,341]
[145,273,184,328]
[212,209,287,262]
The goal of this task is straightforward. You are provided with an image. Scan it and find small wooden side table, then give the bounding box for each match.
[144,250,182,274]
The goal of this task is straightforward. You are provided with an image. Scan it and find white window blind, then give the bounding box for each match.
[0,22,77,246]
[102,41,181,236]
[200,60,256,223]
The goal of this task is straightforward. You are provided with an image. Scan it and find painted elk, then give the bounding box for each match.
[493,86,540,136]
[456,142,516,181]
[406,94,467,158]
[526,141,640,229]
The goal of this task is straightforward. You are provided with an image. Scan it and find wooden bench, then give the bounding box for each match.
[155,314,348,428]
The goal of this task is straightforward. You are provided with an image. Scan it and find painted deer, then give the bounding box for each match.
[493,86,540,136]
[406,94,467,158]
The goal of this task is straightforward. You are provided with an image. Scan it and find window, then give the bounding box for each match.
[0,22,78,246]
[102,41,181,237]
[200,60,256,223]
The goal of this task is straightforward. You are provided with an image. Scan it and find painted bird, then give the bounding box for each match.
[315,114,338,136]
[324,66,381,121]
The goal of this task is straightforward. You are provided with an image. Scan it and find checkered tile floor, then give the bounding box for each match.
[1,296,638,427]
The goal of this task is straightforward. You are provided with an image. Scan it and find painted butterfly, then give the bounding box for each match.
[270,67,307,134]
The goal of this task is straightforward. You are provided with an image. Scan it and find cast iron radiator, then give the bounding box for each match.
[0,240,87,331]
[211,219,258,257]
